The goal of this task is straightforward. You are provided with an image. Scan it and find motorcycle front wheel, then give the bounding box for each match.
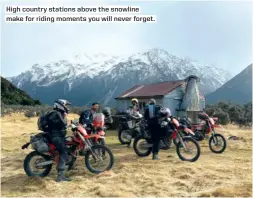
[85,144,114,174]
[133,136,152,157]
[24,151,52,177]
[118,128,131,145]
[209,133,226,153]
[176,137,201,162]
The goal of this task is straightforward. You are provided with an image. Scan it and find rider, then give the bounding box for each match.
[144,99,163,160]
[47,99,71,182]
[79,102,99,130]
[126,98,142,147]
[127,98,140,116]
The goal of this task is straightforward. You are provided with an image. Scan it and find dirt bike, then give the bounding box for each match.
[21,120,114,177]
[85,113,107,146]
[178,113,227,154]
[133,117,201,162]
[117,113,143,145]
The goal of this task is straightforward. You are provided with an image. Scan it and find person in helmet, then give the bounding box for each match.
[126,98,140,115]
[144,98,163,160]
[47,99,71,182]
[131,98,139,111]
[125,98,141,147]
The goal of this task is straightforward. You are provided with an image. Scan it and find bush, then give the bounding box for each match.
[205,101,252,126]
[24,110,37,118]
[213,111,230,125]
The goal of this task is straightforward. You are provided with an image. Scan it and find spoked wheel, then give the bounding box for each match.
[176,137,201,162]
[24,151,52,177]
[85,144,114,174]
[209,133,226,153]
[118,129,131,144]
[133,136,152,157]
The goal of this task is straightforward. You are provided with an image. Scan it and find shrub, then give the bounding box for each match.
[213,110,230,125]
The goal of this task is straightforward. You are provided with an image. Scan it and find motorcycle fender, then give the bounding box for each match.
[118,126,123,133]
[21,142,30,149]
[171,131,177,139]
[214,125,225,131]
[184,128,195,135]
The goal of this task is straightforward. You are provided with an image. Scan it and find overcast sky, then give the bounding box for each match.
[1,0,252,77]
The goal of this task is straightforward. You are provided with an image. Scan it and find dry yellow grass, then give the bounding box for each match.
[1,113,252,197]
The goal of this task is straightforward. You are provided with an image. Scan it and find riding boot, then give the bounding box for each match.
[56,171,72,182]
[152,152,159,160]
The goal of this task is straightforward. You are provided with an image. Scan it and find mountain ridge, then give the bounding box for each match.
[206,64,252,104]
[8,48,233,106]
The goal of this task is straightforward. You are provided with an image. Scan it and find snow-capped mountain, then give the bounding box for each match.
[8,48,233,106]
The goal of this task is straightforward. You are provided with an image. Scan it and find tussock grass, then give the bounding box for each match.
[1,113,252,197]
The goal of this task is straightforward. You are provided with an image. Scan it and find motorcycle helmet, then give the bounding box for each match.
[54,99,71,114]
[159,107,171,118]
[131,98,138,104]
[149,98,156,104]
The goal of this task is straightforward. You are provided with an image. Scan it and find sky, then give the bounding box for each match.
[1,0,252,77]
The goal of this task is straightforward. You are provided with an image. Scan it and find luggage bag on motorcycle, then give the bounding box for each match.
[30,133,50,153]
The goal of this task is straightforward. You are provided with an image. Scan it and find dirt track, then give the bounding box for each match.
[1,114,252,197]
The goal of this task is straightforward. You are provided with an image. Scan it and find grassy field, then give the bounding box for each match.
[1,113,252,197]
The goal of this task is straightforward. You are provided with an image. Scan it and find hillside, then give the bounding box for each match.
[1,76,41,105]
[206,64,252,104]
[8,49,232,106]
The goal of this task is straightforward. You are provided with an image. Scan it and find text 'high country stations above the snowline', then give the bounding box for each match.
[5,6,141,14]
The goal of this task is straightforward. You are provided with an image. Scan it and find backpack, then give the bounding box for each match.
[37,111,53,132]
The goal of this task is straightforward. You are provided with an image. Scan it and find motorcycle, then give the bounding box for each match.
[180,113,227,154]
[85,113,107,146]
[117,112,143,145]
[22,120,114,177]
[133,116,201,162]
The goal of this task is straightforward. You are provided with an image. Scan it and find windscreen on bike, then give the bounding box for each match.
[77,125,88,136]
[172,118,180,128]
[209,118,215,126]
[93,113,105,128]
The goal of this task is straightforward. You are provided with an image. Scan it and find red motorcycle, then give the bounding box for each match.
[85,113,107,146]
[22,120,114,177]
[133,116,201,162]
[180,113,227,153]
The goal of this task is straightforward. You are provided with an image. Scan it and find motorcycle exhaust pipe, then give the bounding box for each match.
[37,160,53,166]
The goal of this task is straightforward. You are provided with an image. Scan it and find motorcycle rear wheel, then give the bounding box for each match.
[24,151,52,177]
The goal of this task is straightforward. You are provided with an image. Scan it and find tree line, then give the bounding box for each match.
[1,101,252,128]
[205,101,252,127]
